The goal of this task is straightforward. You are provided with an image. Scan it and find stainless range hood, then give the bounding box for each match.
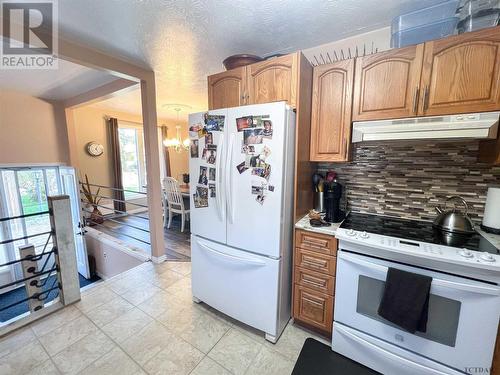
[352,112,500,143]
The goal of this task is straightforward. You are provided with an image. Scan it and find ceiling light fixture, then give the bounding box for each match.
[163,106,191,153]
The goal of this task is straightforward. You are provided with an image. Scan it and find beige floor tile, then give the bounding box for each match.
[165,276,193,304]
[151,269,184,290]
[75,286,118,314]
[142,334,204,375]
[121,321,175,366]
[25,359,60,375]
[0,326,36,358]
[51,331,115,374]
[246,346,295,375]
[121,283,162,306]
[106,273,144,295]
[85,296,134,327]
[164,261,192,276]
[136,290,178,318]
[208,329,262,375]
[264,323,318,361]
[79,347,145,375]
[155,299,200,333]
[0,340,49,374]
[178,310,231,353]
[191,356,232,375]
[31,305,82,337]
[38,315,98,356]
[101,307,152,343]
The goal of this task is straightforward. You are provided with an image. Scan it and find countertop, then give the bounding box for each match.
[477,228,500,251]
[295,214,342,236]
[295,213,500,251]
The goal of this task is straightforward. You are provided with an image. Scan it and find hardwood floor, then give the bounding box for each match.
[94,213,191,261]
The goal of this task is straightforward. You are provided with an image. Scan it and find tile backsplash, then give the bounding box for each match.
[317,141,500,223]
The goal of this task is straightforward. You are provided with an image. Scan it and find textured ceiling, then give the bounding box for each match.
[0,59,117,101]
[5,0,441,119]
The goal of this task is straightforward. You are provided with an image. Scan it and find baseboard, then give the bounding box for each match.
[151,255,167,263]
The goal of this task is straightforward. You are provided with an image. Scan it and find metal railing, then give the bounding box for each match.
[0,196,81,335]
[79,182,152,247]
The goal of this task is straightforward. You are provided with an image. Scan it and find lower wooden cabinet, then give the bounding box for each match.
[293,284,333,333]
[293,229,337,337]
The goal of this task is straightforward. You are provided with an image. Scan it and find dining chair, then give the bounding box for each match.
[163,177,190,232]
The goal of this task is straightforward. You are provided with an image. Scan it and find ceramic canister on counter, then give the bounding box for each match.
[482,187,500,234]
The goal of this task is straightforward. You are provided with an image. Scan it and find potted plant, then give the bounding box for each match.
[80,174,104,225]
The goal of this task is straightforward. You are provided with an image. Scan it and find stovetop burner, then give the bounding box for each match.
[340,212,499,254]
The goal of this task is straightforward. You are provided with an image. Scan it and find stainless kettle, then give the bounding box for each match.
[433,196,475,234]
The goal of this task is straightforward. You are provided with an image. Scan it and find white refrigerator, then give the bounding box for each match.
[189,102,295,343]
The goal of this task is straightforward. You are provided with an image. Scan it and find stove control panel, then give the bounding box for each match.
[336,227,500,271]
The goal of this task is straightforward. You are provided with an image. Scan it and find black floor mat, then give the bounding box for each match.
[292,338,381,375]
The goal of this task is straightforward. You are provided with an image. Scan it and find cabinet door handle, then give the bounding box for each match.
[412,86,419,114]
[303,296,324,308]
[422,86,429,112]
[344,138,348,160]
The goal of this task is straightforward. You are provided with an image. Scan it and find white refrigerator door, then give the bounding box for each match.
[189,109,228,244]
[191,235,280,336]
[225,102,292,258]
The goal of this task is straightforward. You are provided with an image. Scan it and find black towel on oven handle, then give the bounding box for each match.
[377,267,432,334]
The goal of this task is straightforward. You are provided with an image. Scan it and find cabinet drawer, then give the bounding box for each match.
[295,229,337,255]
[294,267,335,294]
[294,284,333,332]
[295,247,336,275]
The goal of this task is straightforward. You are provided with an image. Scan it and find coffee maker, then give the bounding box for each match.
[324,178,344,223]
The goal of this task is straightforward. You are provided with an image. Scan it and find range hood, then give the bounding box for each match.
[352,112,500,143]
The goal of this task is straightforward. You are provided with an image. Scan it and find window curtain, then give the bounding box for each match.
[161,125,171,177]
[108,117,127,213]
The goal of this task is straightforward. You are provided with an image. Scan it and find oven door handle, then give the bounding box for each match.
[335,324,452,375]
[341,252,500,296]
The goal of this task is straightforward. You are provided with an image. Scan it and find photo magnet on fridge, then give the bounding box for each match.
[251,181,263,195]
[209,168,216,181]
[245,154,266,168]
[251,163,271,180]
[268,185,275,192]
[209,183,216,198]
[193,186,208,208]
[205,132,213,145]
[236,116,253,132]
[198,166,208,185]
[243,129,264,145]
[262,119,273,139]
[241,144,255,154]
[204,113,225,131]
[206,149,216,165]
[255,194,265,205]
[261,145,271,159]
[189,123,203,139]
[190,139,199,158]
[236,161,249,174]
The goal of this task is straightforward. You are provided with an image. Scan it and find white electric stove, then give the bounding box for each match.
[332,212,500,375]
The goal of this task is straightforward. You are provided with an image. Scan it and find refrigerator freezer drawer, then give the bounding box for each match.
[191,236,280,336]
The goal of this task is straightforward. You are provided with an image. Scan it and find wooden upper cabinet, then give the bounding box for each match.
[208,67,246,110]
[310,59,354,162]
[353,44,424,121]
[247,53,298,107]
[420,28,500,116]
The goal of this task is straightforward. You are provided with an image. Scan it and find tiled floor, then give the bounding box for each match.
[0,261,327,375]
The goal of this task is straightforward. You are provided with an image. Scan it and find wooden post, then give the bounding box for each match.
[48,196,81,305]
[141,75,166,262]
[19,244,43,313]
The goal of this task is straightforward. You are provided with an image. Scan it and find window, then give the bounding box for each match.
[0,167,61,274]
[118,122,147,199]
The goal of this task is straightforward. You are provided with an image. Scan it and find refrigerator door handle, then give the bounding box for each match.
[226,133,235,224]
[215,135,224,222]
[198,240,266,266]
